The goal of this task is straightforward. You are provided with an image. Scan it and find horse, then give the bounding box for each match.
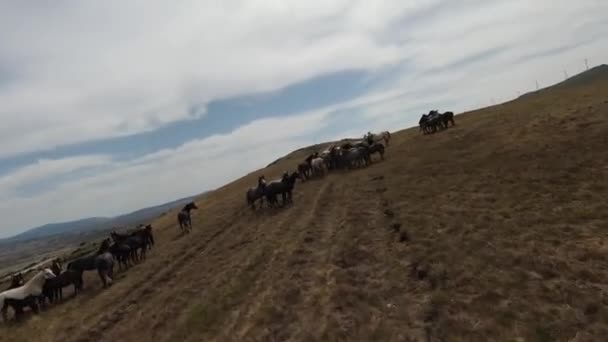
[67,241,115,289]
[178,202,197,234]
[0,269,55,322]
[42,270,83,304]
[311,157,326,177]
[110,232,147,263]
[95,252,114,288]
[440,111,455,128]
[366,131,391,147]
[265,172,301,208]
[297,162,312,180]
[368,143,385,161]
[107,240,132,270]
[340,146,370,169]
[132,224,155,250]
[246,176,267,210]
[420,110,454,134]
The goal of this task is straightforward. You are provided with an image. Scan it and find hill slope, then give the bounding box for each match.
[2,68,608,341]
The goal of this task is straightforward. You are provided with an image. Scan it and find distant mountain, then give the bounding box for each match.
[7,217,112,242]
[4,194,201,242]
[109,195,199,227]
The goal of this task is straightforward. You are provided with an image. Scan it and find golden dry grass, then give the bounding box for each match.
[1,70,608,341]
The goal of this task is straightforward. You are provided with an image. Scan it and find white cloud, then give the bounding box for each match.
[0,155,112,198]
[1,0,607,236]
[0,0,422,157]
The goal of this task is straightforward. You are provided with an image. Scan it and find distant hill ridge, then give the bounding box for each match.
[519,64,608,99]
[3,194,201,242]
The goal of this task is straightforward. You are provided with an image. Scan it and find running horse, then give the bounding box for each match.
[178,202,198,234]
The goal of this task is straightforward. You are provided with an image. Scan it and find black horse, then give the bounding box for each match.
[110,231,147,263]
[178,202,197,233]
[265,171,301,208]
[67,241,115,289]
[420,110,455,134]
[42,270,83,304]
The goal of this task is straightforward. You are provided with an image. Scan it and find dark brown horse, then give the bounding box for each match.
[42,270,83,303]
[265,171,302,208]
[368,143,385,161]
[178,202,197,233]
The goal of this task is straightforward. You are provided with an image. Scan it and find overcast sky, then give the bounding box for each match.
[0,0,607,237]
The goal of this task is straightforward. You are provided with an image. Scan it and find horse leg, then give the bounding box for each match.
[2,303,9,322]
[29,298,39,315]
[14,304,24,321]
[98,269,107,288]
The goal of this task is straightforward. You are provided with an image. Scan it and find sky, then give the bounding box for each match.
[0,0,607,237]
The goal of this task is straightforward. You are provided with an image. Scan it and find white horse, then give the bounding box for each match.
[311,157,326,177]
[1,268,55,321]
[367,131,391,147]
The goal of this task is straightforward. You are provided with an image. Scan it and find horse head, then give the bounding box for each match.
[184,202,198,211]
[289,171,302,184]
[258,176,266,188]
[43,268,56,279]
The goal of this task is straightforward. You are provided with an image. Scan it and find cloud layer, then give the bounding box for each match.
[0,0,607,236]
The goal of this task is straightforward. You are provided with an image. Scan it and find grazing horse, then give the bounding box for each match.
[246,176,267,210]
[265,172,301,208]
[368,143,385,161]
[178,202,197,234]
[0,269,56,322]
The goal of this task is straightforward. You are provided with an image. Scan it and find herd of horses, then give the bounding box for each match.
[246,131,391,210]
[0,198,203,323]
[418,110,456,134]
[0,117,456,324]
[0,222,158,322]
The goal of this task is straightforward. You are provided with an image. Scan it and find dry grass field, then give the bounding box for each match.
[1,66,607,341]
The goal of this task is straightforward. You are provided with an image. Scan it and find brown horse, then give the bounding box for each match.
[178,202,198,233]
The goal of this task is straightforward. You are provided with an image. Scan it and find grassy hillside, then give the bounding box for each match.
[1,66,608,341]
